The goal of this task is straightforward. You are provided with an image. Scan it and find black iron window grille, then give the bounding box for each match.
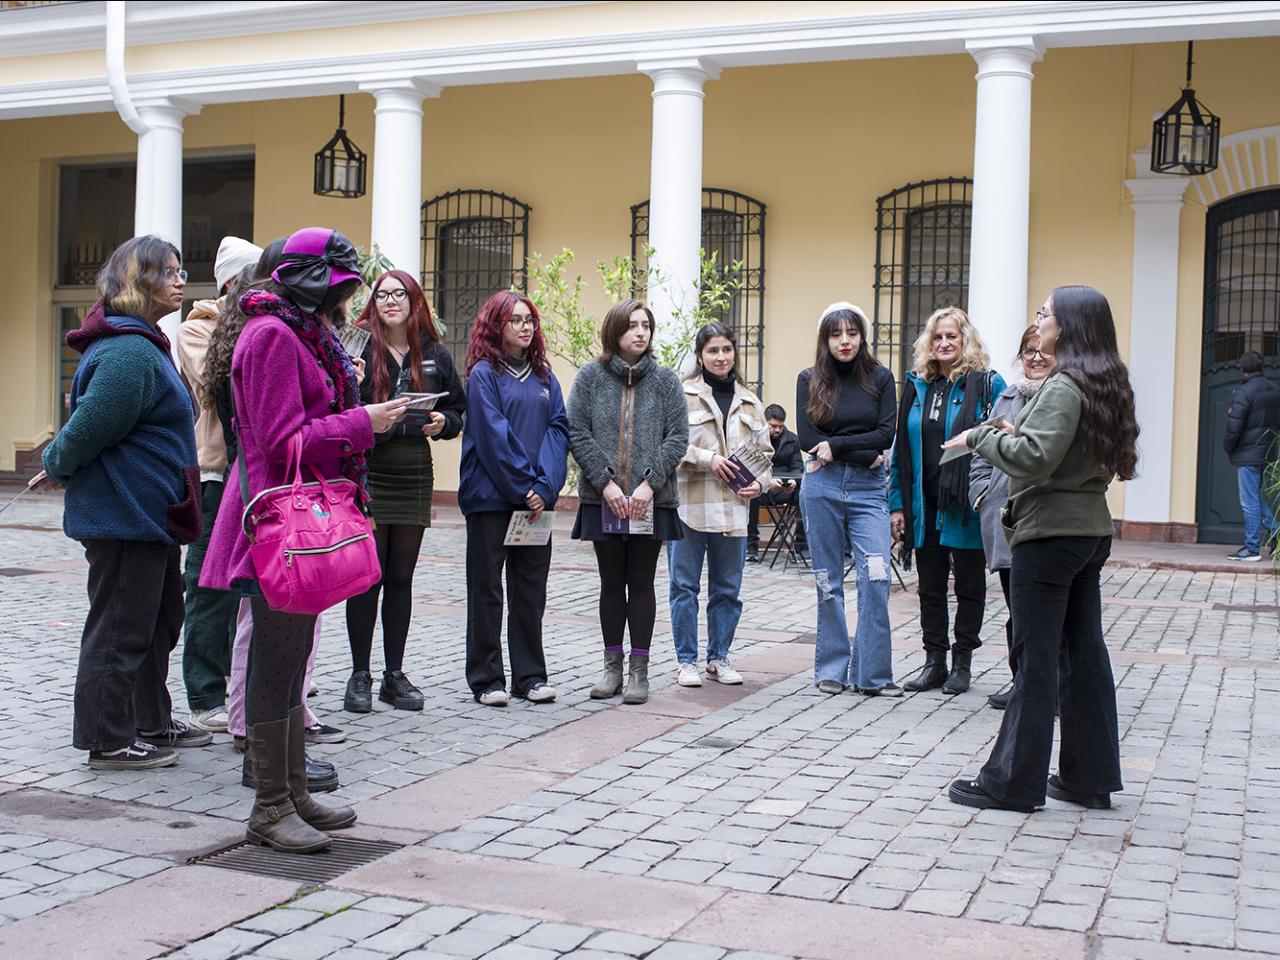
[1202,189,1280,370]
[872,178,972,380]
[421,189,530,368]
[629,188,767,396]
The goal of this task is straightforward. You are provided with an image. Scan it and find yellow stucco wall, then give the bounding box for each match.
[3,36,1278,530]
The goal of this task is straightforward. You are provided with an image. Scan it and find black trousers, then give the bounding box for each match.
[998,567,1015,675]
[747,487,802,546]
[181,479,238,710]
[465,511,552,697]
[592,537,663,652]
[979,536,1123,807]
[74,540,182,751]
[914,512,987,656]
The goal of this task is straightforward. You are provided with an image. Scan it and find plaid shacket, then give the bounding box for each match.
[675,376,773,536]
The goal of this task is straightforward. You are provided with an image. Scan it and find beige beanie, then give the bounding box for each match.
[819,301,869,329]
[214,236,264,292]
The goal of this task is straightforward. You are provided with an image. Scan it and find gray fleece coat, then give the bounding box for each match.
[567,354,689,507]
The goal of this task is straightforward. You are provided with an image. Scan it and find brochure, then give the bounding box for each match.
[725,442,773,492]
[399,391,449,430]
[338,324,371,359]
[600,499,654,536]
[503,510,554,546]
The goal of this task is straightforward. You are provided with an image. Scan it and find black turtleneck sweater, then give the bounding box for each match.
[795,360,897,468]
[703,368,737,426]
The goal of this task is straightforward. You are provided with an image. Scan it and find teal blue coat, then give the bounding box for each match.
[888,370,1005,551]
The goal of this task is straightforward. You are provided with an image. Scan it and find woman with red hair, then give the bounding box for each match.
[459,291,569,706]
[343,270,466,714]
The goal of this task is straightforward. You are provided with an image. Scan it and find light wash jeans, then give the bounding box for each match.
[667,521,747,664]
[799,461,895,690]
[1238,465,1278,553]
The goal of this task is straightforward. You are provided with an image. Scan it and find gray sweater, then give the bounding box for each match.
[968,382,1034,571]
[567,354,689,508]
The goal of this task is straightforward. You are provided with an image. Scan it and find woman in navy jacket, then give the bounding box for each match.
[459,291,569,706]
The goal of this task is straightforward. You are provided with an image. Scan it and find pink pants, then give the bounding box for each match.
[227,598,320,738]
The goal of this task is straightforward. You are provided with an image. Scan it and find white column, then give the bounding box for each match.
[360,80,439,274]
[639,59,717,341]
[1123,158,1189,526]
[965,38,1043,376]
[134,99,196,246]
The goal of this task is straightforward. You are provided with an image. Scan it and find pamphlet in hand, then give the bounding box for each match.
[600,499,654,536]
[338,324,371,359]
[399,391,449,430]
[938,416,1011,463]
[504,510,554,546]
[725,442,772,493]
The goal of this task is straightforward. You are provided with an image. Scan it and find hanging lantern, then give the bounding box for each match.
[1151,41,1220,176]
[314,95,367,198]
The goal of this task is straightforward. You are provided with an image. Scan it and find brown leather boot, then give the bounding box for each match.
[245,717,331,853]
[288,706,355,831]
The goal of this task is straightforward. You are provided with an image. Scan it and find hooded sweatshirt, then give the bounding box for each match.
[42,300,201,544]
[177,298,229,479]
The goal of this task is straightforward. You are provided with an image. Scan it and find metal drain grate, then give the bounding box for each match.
[189,836,402,883]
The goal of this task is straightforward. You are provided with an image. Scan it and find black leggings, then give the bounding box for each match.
[345,523,425,674]
[245,597,314,726]
[592,538,664,654]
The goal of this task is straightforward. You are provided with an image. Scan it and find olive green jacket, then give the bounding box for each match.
[966,372,1114,549]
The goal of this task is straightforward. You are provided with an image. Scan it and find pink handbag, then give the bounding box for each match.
[240,434,380,614]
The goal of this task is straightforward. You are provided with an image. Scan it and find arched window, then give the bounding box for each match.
[421,189,530,366]
[872,178,972,379]
[629,189,767,396]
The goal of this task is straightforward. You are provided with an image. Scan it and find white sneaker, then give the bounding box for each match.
[524,682,557,703]
[478,688,509,707]
[189,706,229,733]
[677,662,703,687]
[706,658,743,685]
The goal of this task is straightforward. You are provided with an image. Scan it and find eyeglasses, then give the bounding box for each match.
[374,289,409,303]
[1035,309,1055,324]
[1021,347,1052,361]
[164,268,188,282]
[508,316,537,330]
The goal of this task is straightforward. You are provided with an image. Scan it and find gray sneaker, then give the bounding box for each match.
[524,682,557,704]
[817,679,844,695]
[1227,547,1262,562]
[477,688,509,707]
[138,718,213,748]
[188,706,229,733]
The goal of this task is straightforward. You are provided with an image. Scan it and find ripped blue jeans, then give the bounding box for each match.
[799,461,895,690]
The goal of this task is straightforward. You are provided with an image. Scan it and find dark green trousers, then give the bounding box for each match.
[181,479,238,711]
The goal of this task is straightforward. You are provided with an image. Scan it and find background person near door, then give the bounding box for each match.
[669,322,773,689]
[746,403,805,562]
[945,285,1136,814]
[176,235,262,734]
[343,270,466,714]
[796,302,900,697]
[568,300,688,706]
[889,307,1004,696]
[968,325,1055,710]
[459,292,569,707]
[1222,349,1280,562]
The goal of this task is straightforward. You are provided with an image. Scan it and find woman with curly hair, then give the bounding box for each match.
[889,307,1005,696]
[944,286,1137,813]
[459,291,569,706]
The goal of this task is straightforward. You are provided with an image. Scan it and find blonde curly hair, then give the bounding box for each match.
[910,306,991,382]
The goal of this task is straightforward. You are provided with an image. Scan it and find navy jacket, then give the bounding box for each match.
[43,306,201,544]
[458,358,570,515]
[1223,372,1280,467]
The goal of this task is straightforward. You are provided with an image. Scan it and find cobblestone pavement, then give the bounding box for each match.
[1,490,1277,958]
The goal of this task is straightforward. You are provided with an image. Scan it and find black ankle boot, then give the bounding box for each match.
[904,651,948,692]
[943,650,972,694]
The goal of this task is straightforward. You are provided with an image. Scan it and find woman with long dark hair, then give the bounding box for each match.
[796,303,900,696]
[944,285,1137,813]
[568,300,688,705]
[202,227,411,852]
[459,291,569,706]
[343,270,466,713]
[889,307,1005,696]
[668,322,773,688]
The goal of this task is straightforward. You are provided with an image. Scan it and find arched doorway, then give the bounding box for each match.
[1196,188,1280,543]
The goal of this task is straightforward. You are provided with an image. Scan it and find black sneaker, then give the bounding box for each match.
[1227,547,1262,562]
[988,690,1012,710]
[746,544,760,563]
[137,718,213,748]
[379,670,424,711]
[858,683,904,698]
[344,670,373,713]
[305,722,348,744]
[89,740,179,770]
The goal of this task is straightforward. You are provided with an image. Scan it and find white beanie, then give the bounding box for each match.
[818,301,869,329]
[214,236,264,293]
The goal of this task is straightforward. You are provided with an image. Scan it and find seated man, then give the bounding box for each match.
[747,404,805,562]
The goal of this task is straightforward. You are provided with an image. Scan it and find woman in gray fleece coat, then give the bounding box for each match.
[967,324,1055,710]
[568,300,688,704]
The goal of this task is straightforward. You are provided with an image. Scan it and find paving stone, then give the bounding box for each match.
[307,908,399,941]
[514,923,595,952]
[581,931,665,956]
[256,929,353,960]
[238,908,325,936]
[646,943,729,960]
[1028,902,1100,933]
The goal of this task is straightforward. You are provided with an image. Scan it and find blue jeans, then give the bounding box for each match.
[1238,465,1278,553]
[799,461,895,690]
[667,521,747,664]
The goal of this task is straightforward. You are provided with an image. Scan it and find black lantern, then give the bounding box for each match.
[1151,42,1220,176]
[314,95,366,198]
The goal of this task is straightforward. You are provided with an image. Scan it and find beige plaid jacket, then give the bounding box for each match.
[675,376,773,536]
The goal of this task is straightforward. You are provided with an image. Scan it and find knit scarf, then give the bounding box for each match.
[937,370,995,519]
[239,290,368,497]
[1015,376,1047,398]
